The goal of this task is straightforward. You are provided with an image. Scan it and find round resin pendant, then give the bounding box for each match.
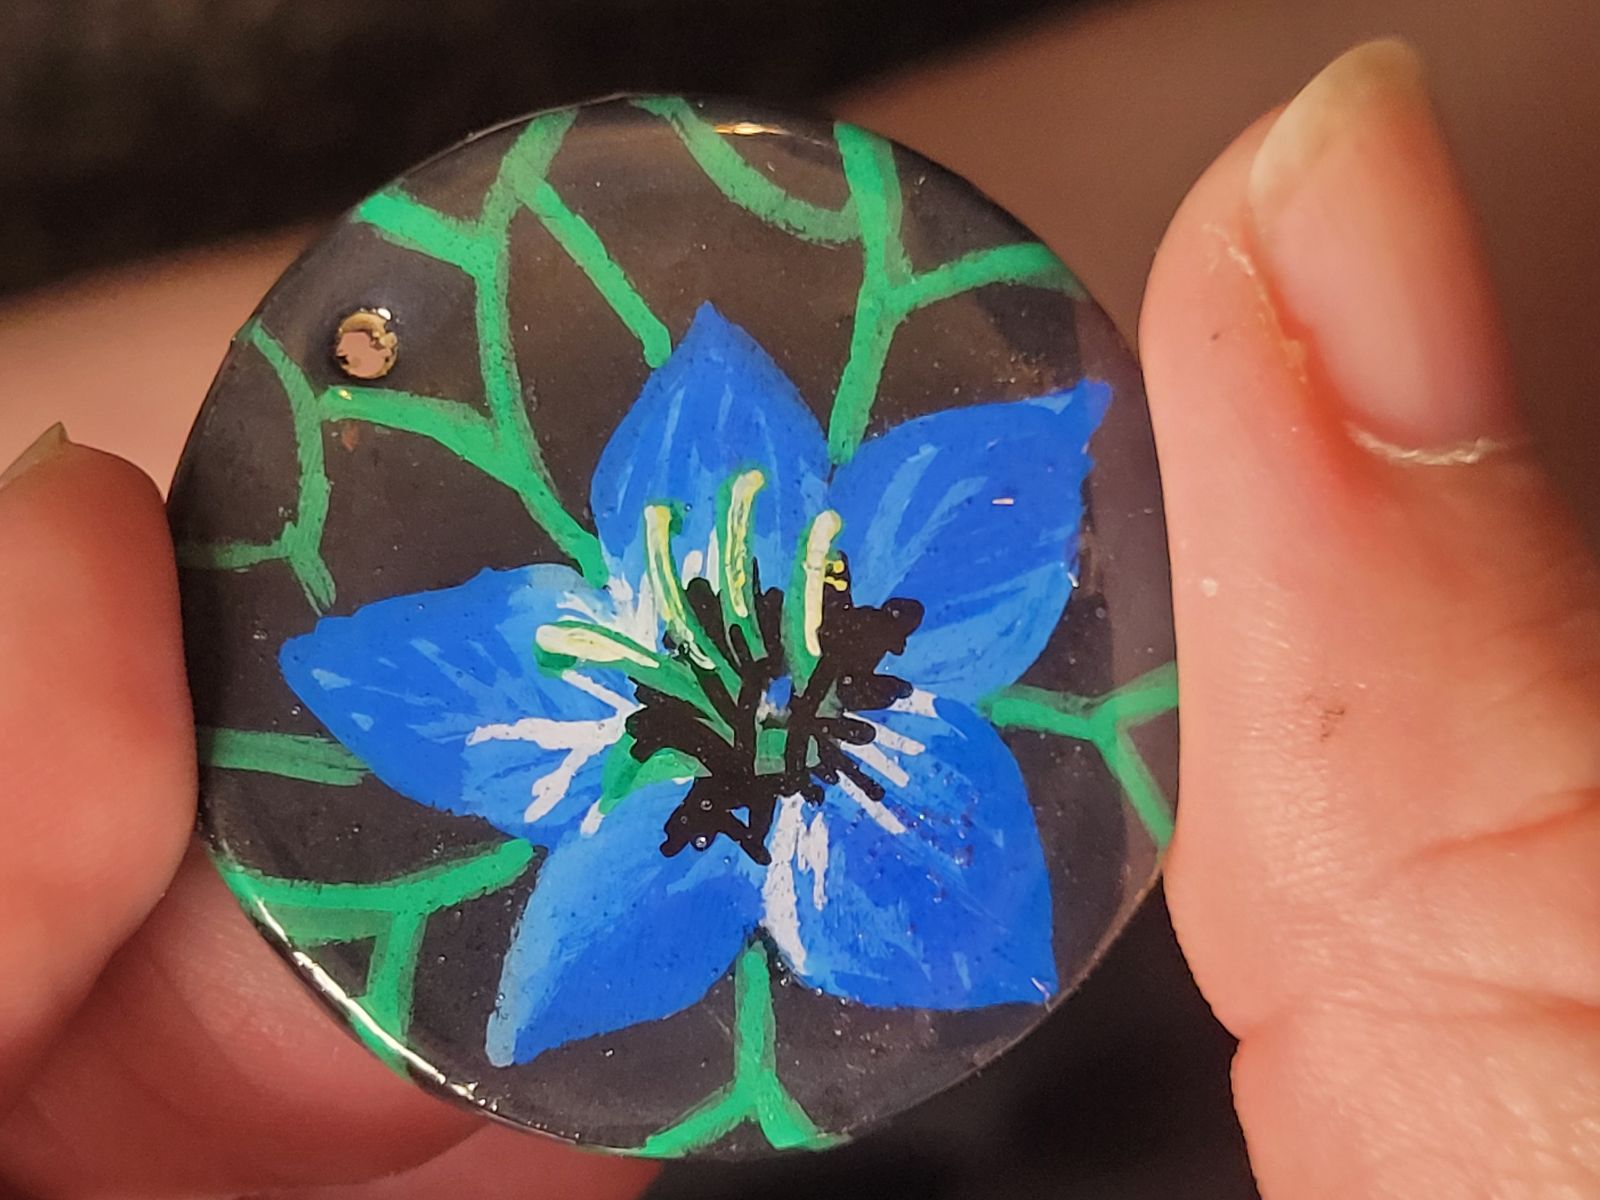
[169,96,1176,1157]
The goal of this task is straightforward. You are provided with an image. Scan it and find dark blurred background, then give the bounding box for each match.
[1,2,1596,1197]
[0,0,1081,296]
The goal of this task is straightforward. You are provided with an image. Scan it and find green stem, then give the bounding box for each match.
[827,123,905,465]
[198,727,368,786]
[176,535,288,571]
[637,943,834,1156]
[536,618,730,730]
[253,325,337,608]
[214,840,537,1069]
[323,385,501,464]
[349,110,622,585]
[521,179,672,367]
[632,97,859,245]
[982,663,1179,848]
[897,240,1085,310]
[352,190,485,272]
[825,123,1076,464]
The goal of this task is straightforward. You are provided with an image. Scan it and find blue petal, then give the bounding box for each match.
[826,381,1111,701]
[766,699,1057,1008]
[487,781,762,1065]
[589,304,829,590]
[279,565,633,843]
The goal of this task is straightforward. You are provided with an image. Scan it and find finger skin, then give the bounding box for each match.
[0,443,194,1099]
[282,1124,657,1200]
[0,456,637,1199]
[1144,99,1600,1200]
[0,848,484,1198]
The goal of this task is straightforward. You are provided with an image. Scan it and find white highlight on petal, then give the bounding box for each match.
[310,668,352,689]
[887,688,938,719]
[761,794,810,972]
[466,679,635,824]
[864,720,925,757]
[799,811,828,911]
[953,951,972,991]
[705,527,722,594]
[837,774,907,835]
[580,800,605,837]
[844,740,909,789]
[604,574,661,649]
[990,496,1016,506]
[560,670,634,715]
[557,588,609,625]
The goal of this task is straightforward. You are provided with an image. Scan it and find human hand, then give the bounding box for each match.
[1144,39,1600,1197]
[0,36,1594,1200]
[0,448,665,1200]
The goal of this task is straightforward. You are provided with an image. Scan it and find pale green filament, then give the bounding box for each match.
[717,469,767,658]
[536,621,660,670]
[642,503,747,697]
[783,510,844,688]
[801,510,844,659]
[721,470,764,619]
[534,618,727,732]
[644,505,714,671]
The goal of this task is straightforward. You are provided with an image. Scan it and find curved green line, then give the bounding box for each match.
[355,190,485,272]
[638,943,835,1156]
[177,535,287,572]
[198,727,367,786]
[245,323,336,609]
[834,122,907,282]
[322,386,499,465]
[982,663,1179,848]
[494,109,581,205]
[347,111,614,584]
[827,123,906,464]
[898,241,1085,311]
[216,839,536,917]
[214,840,537,1071]
[633,97,858,245]
[523,179,673,367]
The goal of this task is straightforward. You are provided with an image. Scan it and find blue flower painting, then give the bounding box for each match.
[280,304,1109,1067]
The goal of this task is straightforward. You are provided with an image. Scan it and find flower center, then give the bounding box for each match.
[535,469,923,864]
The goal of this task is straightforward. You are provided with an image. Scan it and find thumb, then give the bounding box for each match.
[1144,39,1600,1198]
[0,428,195,1096]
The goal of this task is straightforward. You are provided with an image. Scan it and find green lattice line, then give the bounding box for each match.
[983,662,1179,849]
[179,111,647,597]
[213,839,536,1070]
[631,97,860,244]
[634,99,1085,465]
[197,661,1176,1152]
[179,102,1080,607]
[198,726,368,785]
[185,99,1162,1156]
[636,943,839,1156]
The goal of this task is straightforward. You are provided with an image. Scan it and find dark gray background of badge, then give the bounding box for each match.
[169,98,1176,1153]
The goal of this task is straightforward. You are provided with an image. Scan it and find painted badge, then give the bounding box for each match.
[169,96,1176,1157]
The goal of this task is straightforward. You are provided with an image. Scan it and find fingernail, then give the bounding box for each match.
[1247,39,1514,452]
[0,423,70,491]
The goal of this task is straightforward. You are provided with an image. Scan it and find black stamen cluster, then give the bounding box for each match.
[625,558,922,864]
